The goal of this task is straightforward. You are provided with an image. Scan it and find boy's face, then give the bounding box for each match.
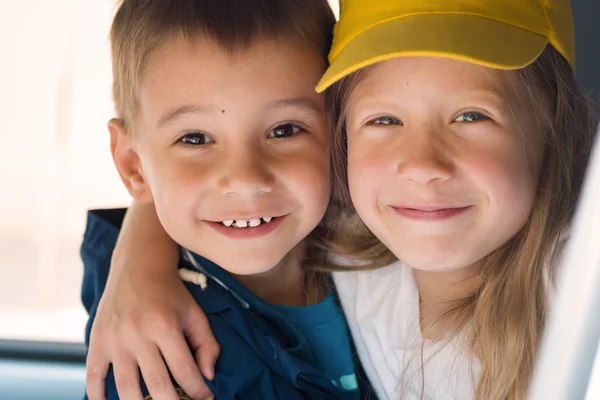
[115,36,330,275]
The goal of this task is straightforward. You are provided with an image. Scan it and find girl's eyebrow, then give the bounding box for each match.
[453,90,508,107]
[352,87,508,110]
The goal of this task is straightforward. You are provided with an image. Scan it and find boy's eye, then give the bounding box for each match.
[177,132,214,146]
[454,112,488,123]
[369,116,402,126]
[267,123,304,139]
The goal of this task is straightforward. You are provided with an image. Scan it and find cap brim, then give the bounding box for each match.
[316,14,548,92]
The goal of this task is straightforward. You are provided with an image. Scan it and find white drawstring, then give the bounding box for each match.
[179,268,208,289]
[180,248,250,309]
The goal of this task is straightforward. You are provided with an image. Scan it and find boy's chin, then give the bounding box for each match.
[200,250,291,277]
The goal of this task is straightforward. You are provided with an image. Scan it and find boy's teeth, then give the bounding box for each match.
[221,217,275,228]
[249,218,261,227]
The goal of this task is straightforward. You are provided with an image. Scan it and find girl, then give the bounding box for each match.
[85,0,597,399]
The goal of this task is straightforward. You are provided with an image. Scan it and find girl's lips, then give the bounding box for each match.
[391,206,472,220]
[206,215,285,239]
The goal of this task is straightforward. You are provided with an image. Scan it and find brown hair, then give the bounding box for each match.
[110,0,335,127]
[325,46,598,399]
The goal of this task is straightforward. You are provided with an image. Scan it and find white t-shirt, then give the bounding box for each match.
[333,262,480,400]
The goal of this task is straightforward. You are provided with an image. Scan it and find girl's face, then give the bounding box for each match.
[345,57,544,272]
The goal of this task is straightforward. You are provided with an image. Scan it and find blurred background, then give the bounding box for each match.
[0,0,598,398]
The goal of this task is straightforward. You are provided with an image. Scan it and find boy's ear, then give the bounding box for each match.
[108,118,153,203]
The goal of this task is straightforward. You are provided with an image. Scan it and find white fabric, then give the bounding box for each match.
[333,263,480,400]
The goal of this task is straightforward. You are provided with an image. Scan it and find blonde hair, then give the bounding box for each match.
[325,46,598,399]
[109,0,334,128]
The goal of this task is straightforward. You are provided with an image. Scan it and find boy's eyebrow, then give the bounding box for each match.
[157,105,212,128]
[157,98,322,128]
[267,98,323,113]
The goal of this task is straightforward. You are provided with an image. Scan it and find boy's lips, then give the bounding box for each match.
[206,215,286,239]
[210,213,284,222]
[391,205,472,220]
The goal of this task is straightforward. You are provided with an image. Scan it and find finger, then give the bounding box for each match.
[195,340,219,382]
[182,304,220,381]
[135,342,180,400]
[112,351,145,400]
[155,328,212,400]
[85,343,110,400]
[193,350,216,400]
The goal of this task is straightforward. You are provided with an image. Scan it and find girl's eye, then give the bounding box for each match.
[267,123,304,139]
[454,112,489,123]
[369,116,402,126]
[177,132,214,146]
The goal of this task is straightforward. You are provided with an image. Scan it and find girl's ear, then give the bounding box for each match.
[108,118,153,203]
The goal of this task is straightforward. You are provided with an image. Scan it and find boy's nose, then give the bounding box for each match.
[217,150,275,197]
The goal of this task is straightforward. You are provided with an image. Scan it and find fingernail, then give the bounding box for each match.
[205,366,214,381]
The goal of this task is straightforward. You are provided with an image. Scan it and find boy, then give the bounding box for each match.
[82,0,367,399]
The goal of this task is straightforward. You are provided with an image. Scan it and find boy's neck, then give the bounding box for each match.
[232,242,323,307]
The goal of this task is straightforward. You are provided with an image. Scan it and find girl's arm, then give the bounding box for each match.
[85,201,219,400]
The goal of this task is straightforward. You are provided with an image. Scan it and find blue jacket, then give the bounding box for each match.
[81,208,373,399]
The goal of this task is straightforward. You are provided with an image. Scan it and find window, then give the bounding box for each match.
[0,0,128,344]
[528,123,600,399]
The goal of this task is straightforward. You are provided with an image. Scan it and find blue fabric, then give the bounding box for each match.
[80,208,366,400]
[276,294,360,399]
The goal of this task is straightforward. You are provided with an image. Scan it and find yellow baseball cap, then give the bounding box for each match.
[316,0,575,92]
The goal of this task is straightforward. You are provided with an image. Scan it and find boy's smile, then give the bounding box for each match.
[207,215,285,239]
[113,35,331,278]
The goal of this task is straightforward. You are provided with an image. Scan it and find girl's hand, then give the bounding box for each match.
[85,203,219,400]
